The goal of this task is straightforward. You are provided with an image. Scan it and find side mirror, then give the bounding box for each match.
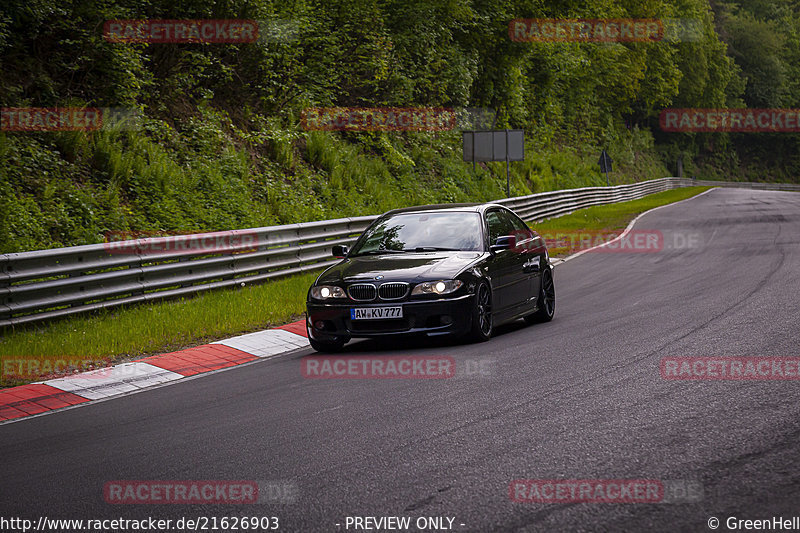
[332,245,348,258]
[489,235,515,254]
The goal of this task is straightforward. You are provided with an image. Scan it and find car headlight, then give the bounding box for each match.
[310,285,346,300]
[411,280,463,296]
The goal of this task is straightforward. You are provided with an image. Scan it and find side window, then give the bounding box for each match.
[502,210,533,240]
[486,210,515,244]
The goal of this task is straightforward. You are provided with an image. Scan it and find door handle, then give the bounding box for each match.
[523,256,540,272]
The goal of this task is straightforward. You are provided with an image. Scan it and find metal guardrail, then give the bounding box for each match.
[1,176,792,327]
[496,177,685,221]
[685,179,800,192]
[0,217,376,327]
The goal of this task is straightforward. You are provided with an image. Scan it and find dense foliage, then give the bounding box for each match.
[0,0,797,252]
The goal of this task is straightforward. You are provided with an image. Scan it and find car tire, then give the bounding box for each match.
[309,338,346,353]
[468,282,493,342]
[525,267,555,324]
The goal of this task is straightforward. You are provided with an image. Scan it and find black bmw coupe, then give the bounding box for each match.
[305,203,555,352]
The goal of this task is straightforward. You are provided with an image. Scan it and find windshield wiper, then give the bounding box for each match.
[352,249,406,256]
[401,246,462,252]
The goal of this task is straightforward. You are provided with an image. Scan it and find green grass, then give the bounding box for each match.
[0,186,711,387]
[529,186,711,256]
[0,271,319,387]
[0,117,670,254]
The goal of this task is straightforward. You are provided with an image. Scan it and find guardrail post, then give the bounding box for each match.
[68,270,84,308]
[178,256,192,288]
[257,231,270,276]
[0,255,11,322]
[295,227,303,271]
[0,281,9,322]
[134,254,145,297]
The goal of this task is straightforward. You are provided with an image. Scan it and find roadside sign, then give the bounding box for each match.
[599,149,612,185]
[463,129,525,196]
[599,150,613,173]
[462,130,525,162]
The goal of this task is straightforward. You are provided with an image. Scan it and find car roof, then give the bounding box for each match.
[382,202,509,217]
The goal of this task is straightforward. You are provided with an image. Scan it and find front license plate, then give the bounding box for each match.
[351,306,403,320]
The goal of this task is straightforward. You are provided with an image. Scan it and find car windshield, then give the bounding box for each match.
[350,211,482,255]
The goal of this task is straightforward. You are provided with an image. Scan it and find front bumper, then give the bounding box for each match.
[306,293,475,342]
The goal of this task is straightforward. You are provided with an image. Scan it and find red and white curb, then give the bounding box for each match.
[0,321,309,424]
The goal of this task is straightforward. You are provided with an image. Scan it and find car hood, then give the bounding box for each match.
[316,252,484,284]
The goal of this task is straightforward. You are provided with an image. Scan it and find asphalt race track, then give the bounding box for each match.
[2,187,800,532]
